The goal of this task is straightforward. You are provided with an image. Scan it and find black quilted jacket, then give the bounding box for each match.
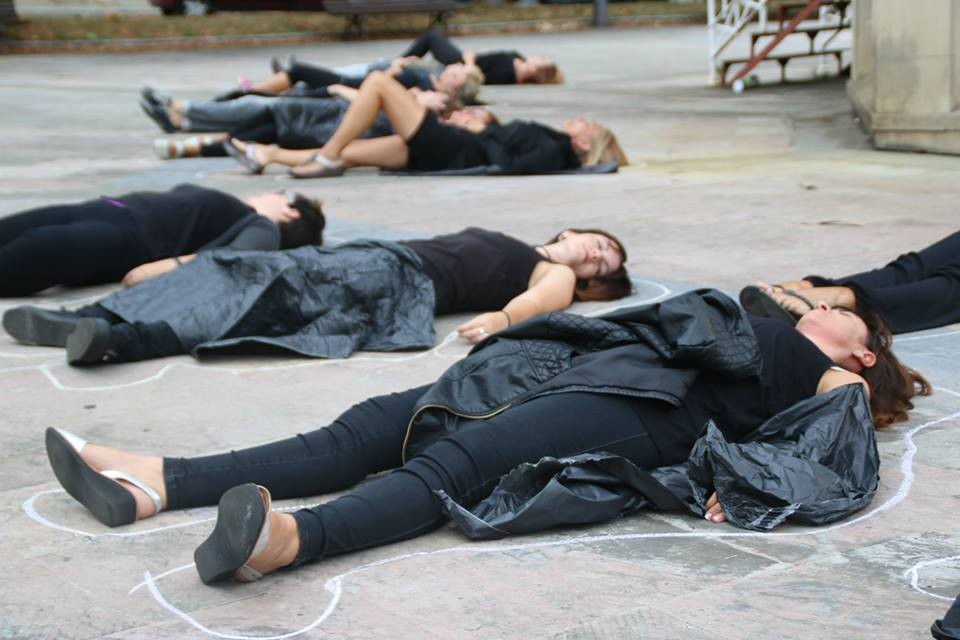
[402,288,761,460]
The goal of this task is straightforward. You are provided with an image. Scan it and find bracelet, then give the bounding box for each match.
[501,310,512,327]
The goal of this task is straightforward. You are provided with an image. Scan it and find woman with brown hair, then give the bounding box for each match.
[4,226,630,364]
[42,291,927,585]
[224,71,627,178]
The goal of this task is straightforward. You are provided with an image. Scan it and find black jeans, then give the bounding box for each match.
[287,62,364,90]
[163,386,661,565]
[0,199,151,296]
[401,29,465,65]
[810,230,960,333]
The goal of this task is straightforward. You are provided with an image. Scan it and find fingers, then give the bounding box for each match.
[704,492,726,523]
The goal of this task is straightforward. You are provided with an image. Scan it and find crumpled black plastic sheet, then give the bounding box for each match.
[438,384,878,539]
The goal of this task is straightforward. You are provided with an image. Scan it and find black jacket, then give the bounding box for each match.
[101,241,436,358]
[405,289,880,534]
[404,289,760,460]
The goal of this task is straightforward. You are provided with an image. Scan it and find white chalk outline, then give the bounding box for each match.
[117,399,960,639]
[904,555,960,603]
[0,280,673,392]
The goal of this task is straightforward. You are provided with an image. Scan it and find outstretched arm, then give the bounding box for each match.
[122,255,196,287]
[458,262,576,343]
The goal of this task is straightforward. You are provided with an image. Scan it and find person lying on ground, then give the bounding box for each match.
[0,185,323,298]
[139,81,452,143]
[740,230,960,334]
[224,72,627,178]
[272,29,562,87]
[41,294,928,586]
[201,58,483,111]
[4,227,630,366]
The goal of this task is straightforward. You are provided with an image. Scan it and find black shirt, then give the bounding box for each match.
[475,51,523,85]
[634,315,834,465]
[117,184,279,260]
[401,228,543,314]
[480,121,581,172]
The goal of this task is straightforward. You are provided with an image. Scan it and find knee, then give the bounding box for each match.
[362,71,392,88]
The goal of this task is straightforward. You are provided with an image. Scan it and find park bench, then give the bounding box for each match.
[324,0,461,38]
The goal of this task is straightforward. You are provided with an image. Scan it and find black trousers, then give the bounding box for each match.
[163,386,660,566]
[401,29,465,65]
[811,230,960,333]
[0,199,151,296]
[287,62,363,90]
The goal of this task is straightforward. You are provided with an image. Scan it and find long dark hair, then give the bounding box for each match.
[544,228,632,302]
[279,194,325,249]
[859,310,931,428]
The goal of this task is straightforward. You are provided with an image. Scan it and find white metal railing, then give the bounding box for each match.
[707,0,768,84]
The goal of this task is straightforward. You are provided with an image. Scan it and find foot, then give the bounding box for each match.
[65,318,114,365]
[2,305,81,346]
[45,427,166,526]
[79,443,166,520]
[194,484,299,584]
[224,138,271,174]
[288,153,344,179]
[244,512,300,577]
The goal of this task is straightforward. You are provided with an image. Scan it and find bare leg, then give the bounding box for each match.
[248,71,293,95]
[333,136,409,170]
[246,511,300,575]
[319,71,427,161]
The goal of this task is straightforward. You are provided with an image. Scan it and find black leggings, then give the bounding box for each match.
[163,386,661,566]
[287,62,363,90]
[401,30,465,65]
[0,199,151,296]
[811,230,960,333]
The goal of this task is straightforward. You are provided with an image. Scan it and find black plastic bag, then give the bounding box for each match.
[438,384,879,539]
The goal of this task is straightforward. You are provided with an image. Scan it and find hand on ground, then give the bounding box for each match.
[457,311,509,344]
[704,492,726,523]
[122,259,176,287]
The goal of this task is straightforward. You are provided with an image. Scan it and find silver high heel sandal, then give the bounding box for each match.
[44,427,163,527]
[194,483,272,585]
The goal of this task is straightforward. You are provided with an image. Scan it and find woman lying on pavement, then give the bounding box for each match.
[147,87,477,164]
[0,184,323,298]
[42,290,928,585]
[225,72,627,178]
[4,226,630,366]
[740,229,960,334]
[196,58,483,112]
[273,28,563,86]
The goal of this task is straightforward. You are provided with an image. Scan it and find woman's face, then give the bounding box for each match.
[517,56,554,82]
[558,231,623,279]
[561,116,600,154]
[437,63,469,93]
[796,304,873,370]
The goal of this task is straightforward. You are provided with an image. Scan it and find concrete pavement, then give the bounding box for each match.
[0,27,958,639]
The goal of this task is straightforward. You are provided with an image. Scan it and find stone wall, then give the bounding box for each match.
[849,0,960,155]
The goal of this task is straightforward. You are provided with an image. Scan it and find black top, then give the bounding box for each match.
[635,315,834,465]
[480,121,581,172]
[475,51,523,85]
[400,227,543,314]
[117,184,280,260]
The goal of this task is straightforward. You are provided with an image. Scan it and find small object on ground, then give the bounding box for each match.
[731,74,760,94]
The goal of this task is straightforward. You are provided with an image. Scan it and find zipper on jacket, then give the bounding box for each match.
[401,403,512,463]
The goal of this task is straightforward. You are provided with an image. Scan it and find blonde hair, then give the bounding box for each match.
[583,125,629,167]
[454,66,485,106]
